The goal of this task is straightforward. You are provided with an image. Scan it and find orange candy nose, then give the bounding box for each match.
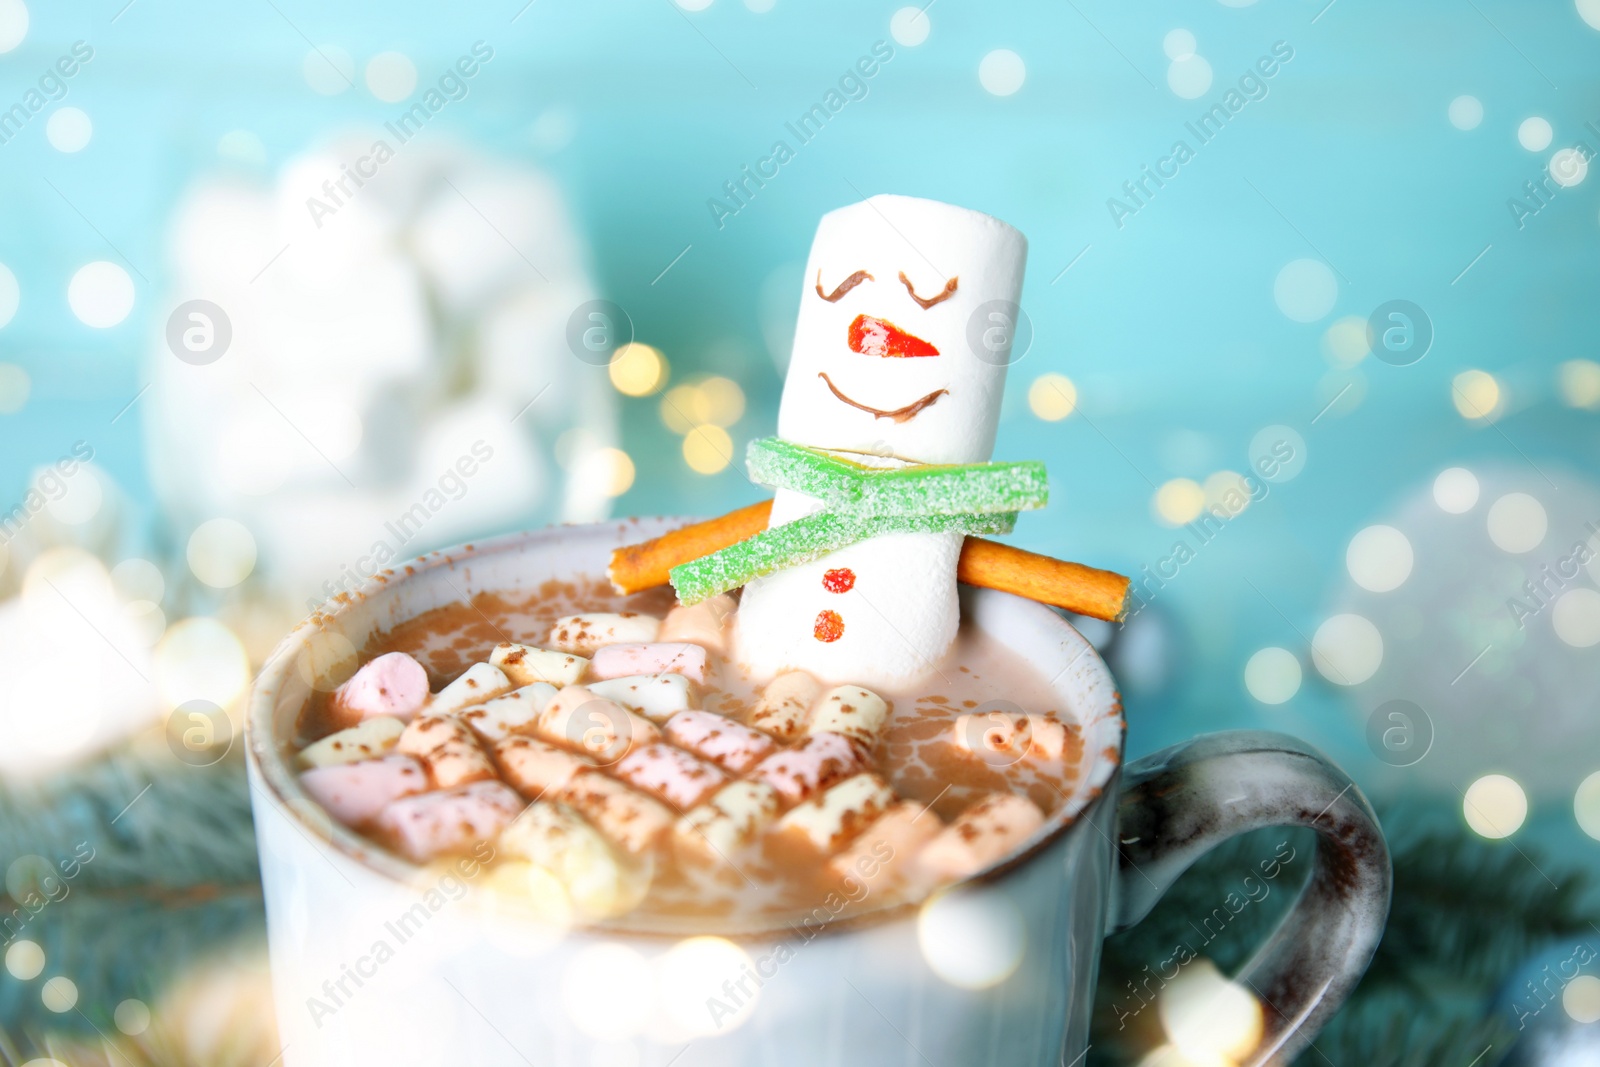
[848,314,939,358]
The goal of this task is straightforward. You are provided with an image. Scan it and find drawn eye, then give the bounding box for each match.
[899,271,958,309]
[816,269,873,302]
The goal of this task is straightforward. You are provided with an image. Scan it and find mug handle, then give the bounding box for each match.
[1110,730,1392,1066]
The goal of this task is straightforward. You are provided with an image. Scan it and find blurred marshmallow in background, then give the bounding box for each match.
[145,136,618,613]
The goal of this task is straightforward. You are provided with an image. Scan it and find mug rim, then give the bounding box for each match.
[245,518,1126,941]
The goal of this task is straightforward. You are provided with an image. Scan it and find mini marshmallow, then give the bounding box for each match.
[951,710,1032,760]
[808,685,889,748]
[546,612,662,656]
[613,742,728,811]
[494,736,596,799]
[586,673,696,723]
[297,716,405,769]
[827,800,942,892]
[589,643,710,685]
[658,594,737,655]
[396,714,496,788]
[917,793,1045,882]
[490,642,588,687]
[300,755,428,827]
[555,768,675,855]
[772,772,896,857]
[534,684,661,765]
[376,780,525,862]
[663,710,775,775]
[498,802,653,919]
[674,780,783,865]
[751,731,869,807]
[397,713,471,757]
[332,651,430,721]
[748,671,821,740]
[460,684,558,742]
[429,662,514,716]
[1027,715,1070,759]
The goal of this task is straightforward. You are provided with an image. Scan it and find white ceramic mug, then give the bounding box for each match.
[246,519,1390,1066]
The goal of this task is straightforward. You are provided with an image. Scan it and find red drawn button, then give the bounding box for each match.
[814,610,844,643]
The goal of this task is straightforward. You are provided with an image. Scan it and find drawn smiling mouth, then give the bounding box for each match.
[817,372,948,424]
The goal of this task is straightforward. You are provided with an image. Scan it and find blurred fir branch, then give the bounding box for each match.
[1089,809,1600,1067]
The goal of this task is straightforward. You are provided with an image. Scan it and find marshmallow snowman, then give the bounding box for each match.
[733,195,1028,688]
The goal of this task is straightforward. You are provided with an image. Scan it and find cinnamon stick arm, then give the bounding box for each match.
[957,537,1129,622]
[608,500,1130,623]
[608,500,774,593]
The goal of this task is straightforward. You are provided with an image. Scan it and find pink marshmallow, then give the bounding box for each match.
[588,643,710,685]
[664,711,775,775]
[300,755,428,828]
[334,652,430,721]
[751,731,869,807]
[376,780,525,862]
[614,742,728,811]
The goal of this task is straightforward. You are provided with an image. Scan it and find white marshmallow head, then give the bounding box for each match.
[777,195,1028,465]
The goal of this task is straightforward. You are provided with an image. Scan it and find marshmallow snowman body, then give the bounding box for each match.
[734,196,1027,688]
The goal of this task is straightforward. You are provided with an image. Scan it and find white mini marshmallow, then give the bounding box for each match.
[917,793,1044,883]
[332,651,430,721]
[772,772,896,857]
[586,673,696,722]
[747,671,821,740]
[589,643,710,685]
[490,642,588,687]
[429,662,514,716]
[297,716,406,769]
[808,685,889,748]
[459,683,558,742]
[546,612,662,655]
[827,800,941,893]
[734,195,1027,689]
[1027,715,1070,759]
[534,684,661,765]
[498,802,653,919]
[494,736,596,798]
[658,594,737,655]
[555,769,675,855]
[674,780,783,865]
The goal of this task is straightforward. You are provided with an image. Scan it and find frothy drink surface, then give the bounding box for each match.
[293,577,1088,934]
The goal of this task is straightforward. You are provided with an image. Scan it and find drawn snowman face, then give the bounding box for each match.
[777,195,1028,465]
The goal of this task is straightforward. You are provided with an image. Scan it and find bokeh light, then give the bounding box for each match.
[1202,471,1251,516]
[1272,259,1337,323]
[1153,478,1205,526]
[0,361,29,413]
[1244,647,1301,705]
[1485,492,1547,553]
[1345,525,1413,592]
[365,51,417,102]
[187,518,259,589]
[573,446,635,496]
[1565,975,1600,1024]
[45,107,92,153]
[1432,467,1480,513]
[41,462,103,525]
[1448,95,1483,130]
[683,425,733,474]
[917,889,1025,989]
[655,936,758,1036]
[114,998,152,1035]
[1451,369,1503,420]
[889,6,930,46]
[1027,373,1076,420]
[1558,358,1600,408]
[1517,116,1553,151]
[156,617,252,709]
[111,557,165,603]
[1575,770,1600,841]
[1552,588,1600,647]
[608,343,668,397]
[67,261,135,328]
[1158,959,1264,1064]
[40,976,78,1013]
[5,940,44,980]
[1321,315,1369,367]
[1311,613,1383,685]
[978,49,1026,96]
[1462,773,1528,838]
